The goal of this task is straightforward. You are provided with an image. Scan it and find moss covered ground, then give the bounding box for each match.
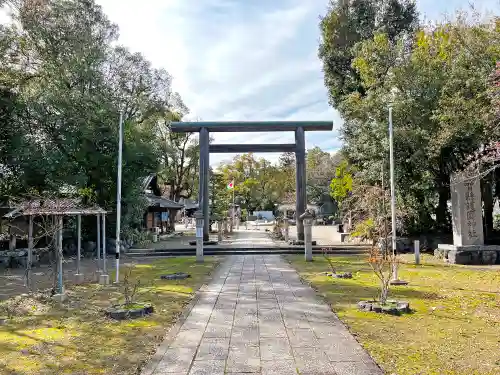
[0,257,219,374]
[286,254,500,375]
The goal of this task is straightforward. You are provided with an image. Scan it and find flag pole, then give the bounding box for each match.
[115,108,123,284]
[232,180,235,229]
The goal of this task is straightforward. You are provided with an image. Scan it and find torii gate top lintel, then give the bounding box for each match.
[170,120,333,133]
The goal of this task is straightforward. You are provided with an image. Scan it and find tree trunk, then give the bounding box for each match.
[435,185,450,232]
[380,281,389,305]
[482,175,494,240]
[495,169,500,202]
[8,231,16,251]
[168,210,175,232]
[417,209,433,233]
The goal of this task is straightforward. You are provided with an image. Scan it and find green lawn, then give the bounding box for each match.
[286,254,500,375]
[0,257,220,375]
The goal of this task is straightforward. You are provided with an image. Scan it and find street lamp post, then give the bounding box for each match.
[389,105,397,275]
[388,103,407,285]
[115,108,123,284]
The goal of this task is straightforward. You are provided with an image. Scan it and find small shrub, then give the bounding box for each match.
[124,229,154,249]
[121,266,141,307]
[368,245,396,304]
[494,214,500,230]
[322,247,337,275]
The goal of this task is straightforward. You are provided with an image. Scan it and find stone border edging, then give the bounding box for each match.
[139,257,226,375]
[107,303,154,320]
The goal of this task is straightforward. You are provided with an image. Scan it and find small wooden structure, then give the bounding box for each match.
[2,198,107,294]
[142,174,185,232]
[145,194,184,232]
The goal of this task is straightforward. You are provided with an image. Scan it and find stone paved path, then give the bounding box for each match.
[142,255,383,375]
[219,230,276,248]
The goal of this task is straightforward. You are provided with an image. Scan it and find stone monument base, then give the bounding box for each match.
[436,244,500,265]
[332,232,351,243]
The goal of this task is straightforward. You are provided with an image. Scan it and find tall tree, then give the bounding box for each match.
[210,169,231,218]
[331,14,500,234]
[0,0,187,237]
[217,154,282,213]
[157,115,200,203]
[277,152,295,203]
[306,147,340,203]
[318,0,418,109]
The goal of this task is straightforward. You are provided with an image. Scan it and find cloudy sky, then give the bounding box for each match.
[6,1,500,165]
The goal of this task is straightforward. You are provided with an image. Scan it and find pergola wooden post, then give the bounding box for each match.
[56,215,64,295]
[74,214,84,284]
[27,215,33,290]
[99,213,109,285]
[96,213,101,274]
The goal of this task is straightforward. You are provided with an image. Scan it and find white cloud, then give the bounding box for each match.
[96,0,339,165]
[4,0,494,166]
[417,0,499,22]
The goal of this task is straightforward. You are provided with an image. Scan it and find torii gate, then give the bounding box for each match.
[171,121,334,242]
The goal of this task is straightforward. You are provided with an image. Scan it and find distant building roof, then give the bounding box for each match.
[3,198,106,218]
[142,174,156,191]
[145,194,184,209]
[277,204,318,212]
[179,198,198,210]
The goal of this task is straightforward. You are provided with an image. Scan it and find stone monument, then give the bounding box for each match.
[437,171,499,264]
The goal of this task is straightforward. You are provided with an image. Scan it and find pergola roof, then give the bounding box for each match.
[2,198,107,218]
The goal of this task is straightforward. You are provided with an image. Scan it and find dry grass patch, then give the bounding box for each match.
[0,256,220,375]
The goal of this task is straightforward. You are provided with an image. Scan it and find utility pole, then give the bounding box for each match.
[389,105,407,285]
[381,161,388,257]
[115,108,123,284]
[389,105,397,279]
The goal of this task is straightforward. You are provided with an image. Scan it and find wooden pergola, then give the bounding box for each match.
[3,198,108,295]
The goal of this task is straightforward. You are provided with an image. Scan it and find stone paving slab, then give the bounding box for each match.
[143,255,383,375]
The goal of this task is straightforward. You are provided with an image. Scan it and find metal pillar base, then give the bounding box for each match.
[52,293,67,302]
[74,273,84,284]
[99,274,110,285]
[390,263,408,285]
[94,269,102,282]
